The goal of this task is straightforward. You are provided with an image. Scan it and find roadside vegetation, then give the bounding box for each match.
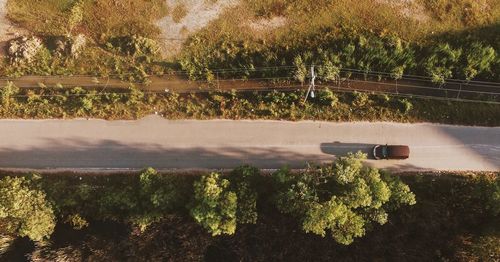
[180,0,499,83]
[0,0,499,125]
[1,0,170,81]
[1,0,498,83]
[0,82,499,125]
[0,156,498,261]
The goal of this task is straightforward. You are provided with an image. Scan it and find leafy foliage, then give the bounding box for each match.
[272,152,416,245]
[230,166,260,224]
[461,42,497,80]
[0,176,56,241]
[190,173,238,236]
[423,43,463,84]
[0,83,498,126]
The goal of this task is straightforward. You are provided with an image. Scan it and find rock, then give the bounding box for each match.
[8,36,43,64]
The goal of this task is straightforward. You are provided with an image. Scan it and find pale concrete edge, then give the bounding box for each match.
[0,115,499,128]
[1,167,496,176]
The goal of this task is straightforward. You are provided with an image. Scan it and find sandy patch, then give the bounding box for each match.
[156,0,239,58]
[377,0,429,22]
[249,16,287,32]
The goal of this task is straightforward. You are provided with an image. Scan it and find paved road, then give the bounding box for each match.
[0,116,499,171]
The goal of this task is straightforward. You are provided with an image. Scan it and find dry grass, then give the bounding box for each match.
[171,3,188,23]
[6,0,168,40]
[6,0,73,35]
[236,0,500,43]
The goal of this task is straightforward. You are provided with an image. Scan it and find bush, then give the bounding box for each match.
[317,88,339,107]
[0,176,56,241]
[423,43,462,84]
[352,91,370,107]
[107,35,160,59]
[230,166,260,224]
[399,98,413,114]
[461,42,497,80]
[66,214,89,230]
[189,173,238,236]
[272,152,416,245]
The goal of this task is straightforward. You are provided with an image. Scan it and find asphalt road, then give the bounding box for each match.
[0,116,499,172]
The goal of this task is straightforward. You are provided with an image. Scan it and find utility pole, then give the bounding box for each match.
[304,66,316,103]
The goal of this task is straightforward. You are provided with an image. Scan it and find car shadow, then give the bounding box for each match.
[320,142,378,159]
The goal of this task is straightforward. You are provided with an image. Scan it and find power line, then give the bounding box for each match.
[1,64,499,87]
[316,85,500,105]
[4,76,500,98]
[5,84,499,105]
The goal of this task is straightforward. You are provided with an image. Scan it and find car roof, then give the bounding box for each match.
[387,145,410,157]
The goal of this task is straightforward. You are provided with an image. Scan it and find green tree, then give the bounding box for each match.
[96,168,184,231]
[272,152,416,245]
[230,165,260,224]
[0,176,56,241]
[189,173,237,236]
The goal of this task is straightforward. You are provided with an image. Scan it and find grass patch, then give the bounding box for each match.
[171,3,188,23]
[6,0,168,39]
[178,0,499,82]
[6,0,74,35]
[240,0,500,42]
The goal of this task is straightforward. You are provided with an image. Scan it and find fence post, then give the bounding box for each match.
[456,83,462,99]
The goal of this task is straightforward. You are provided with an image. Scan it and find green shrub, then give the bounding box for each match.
[352,91,370,107]
[68,0,84,34]
[230,166,260,224]
[399,98,413,114]
[461,42,497,80]
[272,152,416,245]
[0,176,56,242]
[423,43,463,84]
[317,88,339,107]
[189,173,238,236]
[66,214,89,230]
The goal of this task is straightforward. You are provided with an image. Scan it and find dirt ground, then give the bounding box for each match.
[156,0,239,58]
[376,0,429,22]
[0,0,426,59]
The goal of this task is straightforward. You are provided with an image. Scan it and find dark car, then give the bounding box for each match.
[373,145,410,160]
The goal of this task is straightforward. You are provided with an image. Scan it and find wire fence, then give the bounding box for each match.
[1,65,499,104]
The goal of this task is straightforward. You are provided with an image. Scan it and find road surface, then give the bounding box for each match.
[0,116,499,172]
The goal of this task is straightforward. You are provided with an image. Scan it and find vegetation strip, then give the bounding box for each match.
[1,153,498,261]
[1,82,499,126]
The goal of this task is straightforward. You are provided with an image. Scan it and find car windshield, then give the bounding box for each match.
[382,146,388,157]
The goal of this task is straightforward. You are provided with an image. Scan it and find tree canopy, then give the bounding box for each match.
[272,152,416,245]
[0,176,55,242]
